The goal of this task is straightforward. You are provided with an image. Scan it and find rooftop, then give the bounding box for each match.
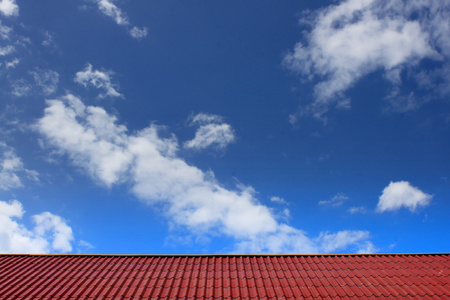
[0,253,448,299]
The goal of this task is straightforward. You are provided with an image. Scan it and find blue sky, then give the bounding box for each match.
[0,0,449,254]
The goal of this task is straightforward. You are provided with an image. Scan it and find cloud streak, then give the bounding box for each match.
[37,94,374,254]
[91,0,147,39]
[319,193,349,207]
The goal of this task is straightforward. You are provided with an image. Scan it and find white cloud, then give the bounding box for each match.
[357,241,378,254]
[0,200,73,253]
[95,0,128,26]
[33,212,73,252]
[30,69,59,96]
[0,148,23,190]
[0,21,12,39]
[317,230,371,253]
[0,0,18,17]
[284,0,448,118]
[11,80,32,97]
[0,45,14,56]
[5,58,19,68]
[348,206,367,214]
[0,144,39,191]
[91,0,147,39]
[190,113,223,125]
[37,94,374,254]
[78,240,94,250]
[41,31,54,47]
[184,113,235,151]
[36,94,131,187]
[377,181,432,212]
[130,26,148,39]
[75,63,122,98]
[270,196,288,205]
[319,193,349,207]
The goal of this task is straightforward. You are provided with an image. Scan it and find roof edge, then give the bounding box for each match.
[1,253,449,257]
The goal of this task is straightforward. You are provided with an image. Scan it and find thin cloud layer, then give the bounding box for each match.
[284,0,449,119]
[0,0,18,17]
[377,181,432,212]
[37,94,374,254]
[91,0,147,39]
[30,68,59,96]
[0,200,73,253]
[317,230,370,253]
[319,193,349,207]
[184,113,235,151]
[75,64,122,98]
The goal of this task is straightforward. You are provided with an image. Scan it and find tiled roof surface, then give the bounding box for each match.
[0,254,448,299]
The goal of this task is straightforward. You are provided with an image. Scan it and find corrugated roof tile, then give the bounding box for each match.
[0,254,449,299]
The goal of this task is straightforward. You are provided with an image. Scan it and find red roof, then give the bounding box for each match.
[0,253,448,299]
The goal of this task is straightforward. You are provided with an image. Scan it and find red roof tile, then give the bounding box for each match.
[0,253,448,299]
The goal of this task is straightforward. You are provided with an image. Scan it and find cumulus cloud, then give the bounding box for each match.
[75,63,122,98]
[0,200,73,253]
[284,0,449,119]
[377,181,432,212]
[319,193,349,207]
[37,94,373,253]
[0,145,39,190]
[0,0,18,17]
[184,113,235,151]
[91,0,147,39]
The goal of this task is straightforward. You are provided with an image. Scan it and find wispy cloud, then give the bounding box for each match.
[129,26,148,39]
[284,0,449,119]
[30,68,59,96]
[0,0,18,17]
[316,230,372,253]
[319,193,349,207]
[75,63,123,98]
[96,0,128,26]
[0,45,14,56]
[184,113,235,152]
[5,58,19,69]
[377,181,432,213]
[0,200,73,253]
[36,94,374,254]
[90,0,147,39]
[0,21,12,39]
[348,206,367,214]
[0,144,39,190]
[270,196,288,205]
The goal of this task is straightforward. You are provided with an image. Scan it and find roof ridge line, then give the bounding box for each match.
[0,253,449,257]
